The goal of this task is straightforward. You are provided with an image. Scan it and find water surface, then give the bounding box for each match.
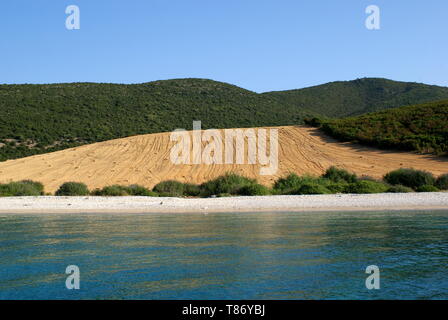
[0,211,447,299]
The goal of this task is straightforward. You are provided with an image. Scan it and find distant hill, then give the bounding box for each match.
[311,100,448,156]
[264,78,448,118]
[1,77,448,161]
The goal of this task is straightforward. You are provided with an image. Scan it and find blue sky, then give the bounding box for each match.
[1,0,447,92]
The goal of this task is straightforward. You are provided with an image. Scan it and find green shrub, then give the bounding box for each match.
[152,180,185,197]
[273,173,303,193]
[239,184,271,196]
[0,180,44,196]
[292,183,331,195]
[435,174,448,190]
[345,180,389,194]
[183,183,201,197]
[322,166,357,183]
[55,182,89,196]
[91,184,157,196]
[98,185,130,196]
[273,173,326,194]
[416,185,440,192]
[325,181,349,194]
[199,173,257,197]
[387,185,414,193]
[18,180,45,194]
[384,168,435,189]
[217,193,232,198]
[126,184,157,196]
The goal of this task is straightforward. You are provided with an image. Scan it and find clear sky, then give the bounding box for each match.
[1,0,447,92]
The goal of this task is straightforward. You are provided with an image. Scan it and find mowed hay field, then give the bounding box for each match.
[0,126,447,193]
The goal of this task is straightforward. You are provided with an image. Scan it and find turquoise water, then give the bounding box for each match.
[0,211,447,300]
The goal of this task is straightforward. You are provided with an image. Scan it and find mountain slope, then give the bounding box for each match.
[1,77,448,162]
[314,100,448,155]
[264,78,448,118]
[0,126,446,193]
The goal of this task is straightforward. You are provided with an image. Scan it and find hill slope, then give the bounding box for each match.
[314,100,448,156]
[264,78,448,118]
[0,126,446,193]
[0,79,316,161]
[2,78,448,162]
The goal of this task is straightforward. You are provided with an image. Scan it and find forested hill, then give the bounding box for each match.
[264,78,448,118]
[1,77,448,161]
[313,100,448,156]
[0,79,316,161]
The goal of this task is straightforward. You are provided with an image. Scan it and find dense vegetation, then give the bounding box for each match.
[2,168,446,197]
[2,78,448,161]
[0,79,316,161]
[265,78,448,118]
[55,182,89,196]
[308,100,448,155]
[0,180,45,196]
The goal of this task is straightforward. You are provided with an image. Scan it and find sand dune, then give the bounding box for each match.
[0,126,446,193]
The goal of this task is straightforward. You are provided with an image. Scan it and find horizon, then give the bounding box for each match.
[1,0,447,92]
[2,77,448,94]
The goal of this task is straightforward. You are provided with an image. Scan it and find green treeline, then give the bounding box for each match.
[1,168,447,197]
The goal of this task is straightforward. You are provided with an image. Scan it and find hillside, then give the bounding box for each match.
[0,126,446,193]
[313,100,448,156]
[264,78,448,118]
[1,78,448,162]
[0,79,316,161]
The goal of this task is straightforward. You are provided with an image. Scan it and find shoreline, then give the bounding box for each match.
[0,193,447,214]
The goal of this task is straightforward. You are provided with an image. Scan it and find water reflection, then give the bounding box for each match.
[0,211,447,299]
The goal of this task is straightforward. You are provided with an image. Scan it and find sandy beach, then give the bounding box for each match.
[0,193,447,214]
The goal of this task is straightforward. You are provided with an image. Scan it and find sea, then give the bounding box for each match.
[0,210,447,299]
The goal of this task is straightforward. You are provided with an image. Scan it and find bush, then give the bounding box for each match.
[273,173,326,194]
[199,173,257,197]
[322,166,357,183]
[292,183,331,195]
[18,180,45,194]
[91,184,157,196]
[273,173,303,193]
[95,185,130,196]
[126,184,157,196]
[325,182,349,194]
[384,168,435,189]
[153,180,185,197]
[239,184,271,196]
[55,182,89,196]
[345,180,389,194]
[183,183,201,197]
[387,185,414,193]
[0,180,44,196]
[416,185,440,192]
[435,174,448,190]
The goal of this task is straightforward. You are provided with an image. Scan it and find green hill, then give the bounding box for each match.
[311,100,448,156]
[0,79,316,161]
[264,78,448,118]
[1,77,448,162]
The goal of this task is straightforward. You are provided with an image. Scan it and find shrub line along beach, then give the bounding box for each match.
[0,167,447,213]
